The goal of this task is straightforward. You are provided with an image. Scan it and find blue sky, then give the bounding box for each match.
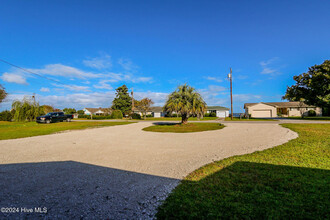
[1,0,329,112]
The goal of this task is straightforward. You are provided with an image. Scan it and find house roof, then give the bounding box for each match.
[244,102,316,109]
[207,106,230,111]
[84,107,111,114]
[150,106,163,112]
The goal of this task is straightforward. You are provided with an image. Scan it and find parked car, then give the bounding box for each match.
[36,112,74,123]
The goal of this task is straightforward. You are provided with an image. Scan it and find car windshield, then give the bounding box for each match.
[45,113,54,116]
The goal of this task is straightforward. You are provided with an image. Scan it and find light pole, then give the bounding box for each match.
[228,68,233,120]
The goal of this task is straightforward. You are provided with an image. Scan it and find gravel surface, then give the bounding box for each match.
[0,122,298,219]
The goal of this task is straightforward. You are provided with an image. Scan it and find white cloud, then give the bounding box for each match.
[134,91,168,106]
[93,80,113,90]
[83,53,112,69]
[260,57,281,76]
[233,94,262,102]
[30,64,102,79]
[40,87,50,92]
[1,73,28,85]
[208,85,226,92]
[52,83,90,92]
[206,76,223,83]
[118,58,138,72]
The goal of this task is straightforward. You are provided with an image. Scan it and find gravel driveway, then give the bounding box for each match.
[0,122,298,219]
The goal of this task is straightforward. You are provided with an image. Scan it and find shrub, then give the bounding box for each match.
[78,114,89,118]
[111,110,123,119]
[204,113,210,117]
[131,113,141,119]
[77,110,84,115]
[0,110,13,121]
[146,114,153,118]
[208,112,216,117]
[308,110,316,117]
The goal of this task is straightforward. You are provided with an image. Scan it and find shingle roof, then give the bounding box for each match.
[244,102,316,108]
[84,107,111,114]
[150,106,163,112]
[206,106,230,110]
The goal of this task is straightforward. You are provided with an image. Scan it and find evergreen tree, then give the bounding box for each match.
[111,85,132,115]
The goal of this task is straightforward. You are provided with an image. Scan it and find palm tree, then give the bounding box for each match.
[164,84,206,124]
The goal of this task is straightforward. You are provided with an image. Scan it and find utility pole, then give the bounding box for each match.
[228,68,233,120]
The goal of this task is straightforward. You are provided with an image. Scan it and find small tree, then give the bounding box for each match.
[41,105,54,114]
[135,98,154,120]
[77,110,84,115]
[164,84,206,124]
[12,96,44,121]
[111,85,132,116]
[0,84,7,104]
[63,108,77,114]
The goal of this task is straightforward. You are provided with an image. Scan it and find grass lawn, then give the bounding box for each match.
[225,117,277,121]
[285,116,330,121]
[140,117,218,121]
[143,122,225,133]
[0,121,134,140]
[157,124,330,219]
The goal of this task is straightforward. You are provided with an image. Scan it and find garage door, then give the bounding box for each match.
[216,111,226,118]
[251,110,271,118]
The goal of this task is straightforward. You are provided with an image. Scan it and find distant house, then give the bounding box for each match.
[83,107,112,115]
[244,102,322,118]
[134,106,165,118]
[206,106,230,118]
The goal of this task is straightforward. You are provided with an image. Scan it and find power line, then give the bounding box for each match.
[0,58,67,86]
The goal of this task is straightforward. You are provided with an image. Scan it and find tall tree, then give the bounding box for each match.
[283,60,330,112]
[111,85,132,116]
[0,84,7,104]
[164,84,206,124]
[135,98,154,120]
[12,96,44,121]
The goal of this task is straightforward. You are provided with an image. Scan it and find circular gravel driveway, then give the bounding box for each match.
[0,121,298,219]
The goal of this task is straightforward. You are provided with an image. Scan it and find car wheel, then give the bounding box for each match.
[66,118,71,122]
[46,120,51,124]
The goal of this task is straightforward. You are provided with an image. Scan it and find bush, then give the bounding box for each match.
[78,114,89,118]
[131,113,141,119]
[146,114,153,118]
[0,110,13,121]
[308,110,316,117]
[111,110,123,119]
[208,112,216,117]
[204,113,210,117]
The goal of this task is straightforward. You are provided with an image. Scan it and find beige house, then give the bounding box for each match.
[83,107,112,115]
[244,102,322,118]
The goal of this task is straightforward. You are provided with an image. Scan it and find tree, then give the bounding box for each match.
[63,108,77,114]
[11,96,44,121]
[0,84,7,104]
[283,60,330,114]
[135,98,154,120]
[111,85,132,116]
[77,110,84,115]
[41,105,54,114]
[164,84,206,124]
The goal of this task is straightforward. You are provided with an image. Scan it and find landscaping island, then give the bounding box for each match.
[143,122,225,133]
[0,121,134,140]
[157,124,330,219]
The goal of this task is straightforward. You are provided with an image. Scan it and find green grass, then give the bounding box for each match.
[225,117,276,121]
[157,124,330,219]
[286,116,330,121]
[137,117,218,121]
[143,122,225,133]
[0,121,134,140]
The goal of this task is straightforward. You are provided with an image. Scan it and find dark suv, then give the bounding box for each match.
[36,112,74,123]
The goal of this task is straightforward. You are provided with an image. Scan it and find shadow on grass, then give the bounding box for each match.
[157,161,330,219]
[151,122,179,125]
[0,161,179,219]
